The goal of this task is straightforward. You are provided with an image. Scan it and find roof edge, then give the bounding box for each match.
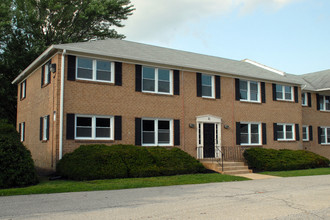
[12,45,55,84]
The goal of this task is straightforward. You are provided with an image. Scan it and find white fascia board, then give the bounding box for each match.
[243,59,286,76]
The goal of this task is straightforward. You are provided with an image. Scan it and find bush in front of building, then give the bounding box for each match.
[0,121,39,189]
[243,147,330,172]
[56,144,206,180]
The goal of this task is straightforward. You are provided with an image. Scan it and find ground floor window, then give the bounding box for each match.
[320,127,330,144]
[302,125,309,141]
[19,122,25,142]
[277,123,294,141]
[142,118,172,146]
[240,122,261,145]
[75,115,113,140]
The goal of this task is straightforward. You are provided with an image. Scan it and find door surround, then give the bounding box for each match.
[196,115,222,159]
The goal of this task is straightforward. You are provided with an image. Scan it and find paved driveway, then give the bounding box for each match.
[1,175,330,219]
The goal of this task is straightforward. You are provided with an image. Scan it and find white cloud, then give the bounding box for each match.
[118,0,301,44]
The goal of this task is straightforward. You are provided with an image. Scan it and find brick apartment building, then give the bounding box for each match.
[12,39,330,172]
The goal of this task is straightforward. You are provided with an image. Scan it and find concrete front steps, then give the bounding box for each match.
[199,159,252,175]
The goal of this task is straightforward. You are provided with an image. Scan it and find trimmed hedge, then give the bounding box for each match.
[0,121,39,189]
[56,145,206,180]
[243,148,330,172]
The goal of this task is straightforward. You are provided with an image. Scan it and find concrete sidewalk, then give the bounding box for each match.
[234,173,281,180]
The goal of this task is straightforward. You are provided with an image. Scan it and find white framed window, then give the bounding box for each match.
[75,115,113,140]
[21,80,26,100]
[319,95,330,111]
[320,127,330,144]
[301,93,307,106]
[76,57,114,83]
[276,85,293,101]
[240,80,260,102]
[302,125,309,141]
[240,122,261,145]
[142,118,173,146]
[19,122,25,142]
[43,62,50,86]
[201,74,214,98]
[43,116,48,141]
[277,123,295,141]
[142,66,172,94]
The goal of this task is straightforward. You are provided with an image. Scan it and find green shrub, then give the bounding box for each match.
[56,144,206,180]
[243,148,330,172]
[0,122,39,189]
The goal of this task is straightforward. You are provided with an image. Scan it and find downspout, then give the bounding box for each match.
[59,49,66,159]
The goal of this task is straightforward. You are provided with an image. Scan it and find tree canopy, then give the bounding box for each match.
[0,0,134,124]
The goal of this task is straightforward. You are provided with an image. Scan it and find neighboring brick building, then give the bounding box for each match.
[12,39,330,172]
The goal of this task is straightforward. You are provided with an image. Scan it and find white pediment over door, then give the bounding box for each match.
[196,115,222,123]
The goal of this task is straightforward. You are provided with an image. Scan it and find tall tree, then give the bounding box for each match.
[0,0,134,125]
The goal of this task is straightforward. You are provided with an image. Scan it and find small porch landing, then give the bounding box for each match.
[200,159,252,175]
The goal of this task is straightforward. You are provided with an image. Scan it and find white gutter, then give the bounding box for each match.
[59,49,66,159]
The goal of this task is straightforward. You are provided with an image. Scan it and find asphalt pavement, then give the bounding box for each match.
[0,175,330,219]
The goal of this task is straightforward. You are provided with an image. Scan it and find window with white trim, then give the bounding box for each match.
[276,85,293,101]
[43,62,50,86]
[142,66,172,94]
[42,116,49,141]
[240,80,260,102]
[201,74,214,98]
[142,118,172,146]
[21,80,26,100]
[75,115,113,140]
[277,123,295,140]
[319,95,330,111]
[76,57,114,83]
[320,127,330,144]
[19,122,25,142]
[301,92,307,106]
[240,122,261,145]
[302,125,309,141]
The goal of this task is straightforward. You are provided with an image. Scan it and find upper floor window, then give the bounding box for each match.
[142,66,172,94]
[20,80,26,100]
[320,127,330,144]
[319,95,330,111]
[301,92,307,106]
[142,118,172,146]
[42,61,51,87]
[40,115,49,141]
[201,74,214,98]
[240,80,260,102]
[276,85,293,101]
[75,115,113,140]
[76,57,114,83]
[277,123,294,141]
[240,122,261,145]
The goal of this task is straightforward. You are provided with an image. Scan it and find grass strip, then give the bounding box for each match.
[0,173,248,196]
[261,167,330,177]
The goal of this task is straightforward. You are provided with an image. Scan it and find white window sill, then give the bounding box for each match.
[75,138,113,141]
[319,110,330,112]
[277,139,296,142]
[240,143,262,146]
[303,139,309,142]
[240,99,261,104]
[76,78,114,84]
[321,143,330,146]
[142,91,173,96]
[276,99,294,102]
[142,144,173,147]
[202,96,215,99]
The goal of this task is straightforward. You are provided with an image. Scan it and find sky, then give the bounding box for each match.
[117,0,330,75]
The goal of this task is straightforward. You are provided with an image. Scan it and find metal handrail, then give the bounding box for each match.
[215,146,224,172]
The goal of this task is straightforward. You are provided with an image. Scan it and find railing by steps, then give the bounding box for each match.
[221,146,250,162]
[215,145,224,172]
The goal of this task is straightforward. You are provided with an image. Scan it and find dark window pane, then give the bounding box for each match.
[251,124,259,134]
[158,120,169,130]
[286,125,292,132]
[202,85,212,97]
[251,134,259,144]
[77,68,93,79]
[143,67,155,79]
[240,80,247,90]
[285,92,292,100]
[240,90,247,100]
[321,135,325,143]
[276,85,282,92]
[97,60,110,71]
[158,131,170,143]
[96,118,110,127]
[277,131,284,139]
[286,131,293,139]
[143,132,154,144]
[96,70,111,81]
[240,134,248,144]
[78,58,92,69]
[158,69,170,81]
[240,124,248,133]
[277,125,283,132]
[250,91,258,101]
[76,128,92,137]
[158,81,170,93]
[276,91,283,99]
[143,120,154,132]
[326,96,330,110]
[143,79,155,91]
[202,75,212,86]
[250,82,258,92]
[77,117,91,126]
[96,128,110,138]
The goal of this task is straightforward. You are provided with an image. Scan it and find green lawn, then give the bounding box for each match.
[0,173,248,196]
[261,167,330,177]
